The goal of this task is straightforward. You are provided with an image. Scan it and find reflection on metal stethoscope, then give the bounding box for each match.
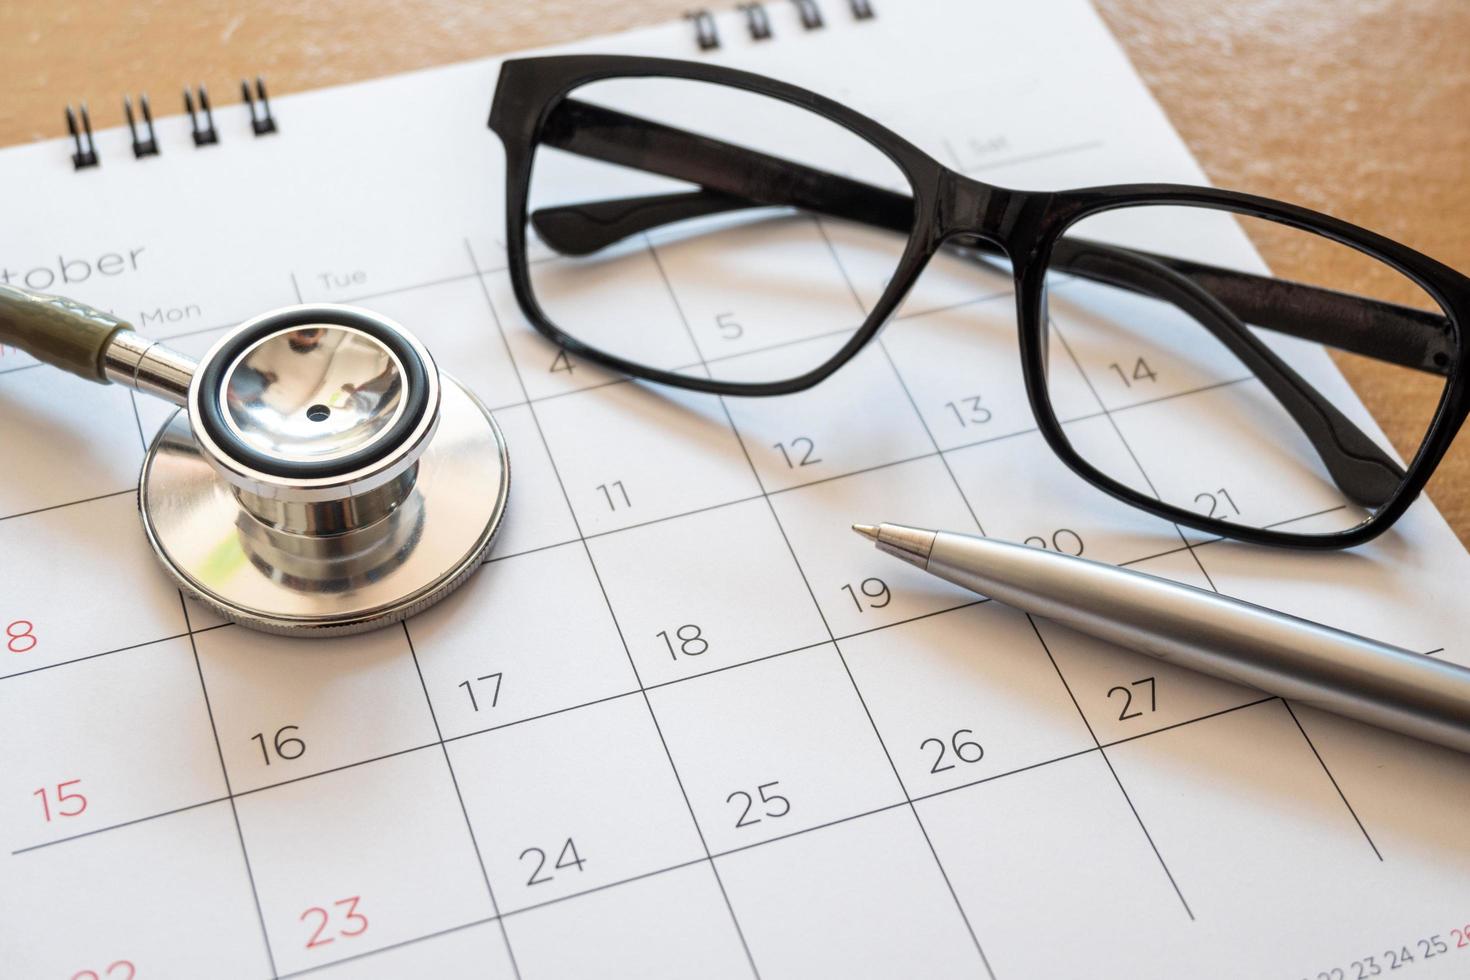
[0,284,510,636]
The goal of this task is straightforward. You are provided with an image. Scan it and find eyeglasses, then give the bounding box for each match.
[488,54,1468,549]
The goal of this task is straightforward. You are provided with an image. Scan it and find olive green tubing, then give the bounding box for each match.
[0,283,131,382]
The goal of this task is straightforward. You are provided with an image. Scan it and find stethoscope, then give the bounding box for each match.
[0,284,510,635]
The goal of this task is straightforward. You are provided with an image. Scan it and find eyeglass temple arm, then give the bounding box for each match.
[533,99,1453,378]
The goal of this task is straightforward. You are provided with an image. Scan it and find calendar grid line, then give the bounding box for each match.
[125,389,149,452]
[273,913,501,980]
[9,792,232,855]
[645,232,998,978]
[0,487,134,524]
[1026,613,1197,920]
[443,688,645,745]
[402,620,524,979]
[1095,696,1279,750]
[466,237,764,980]
[482,535,582,566]
[501,854,715,919]
[1,630,190,681]
[1279,700,1383,860]
[1259,503,1348,531]
[177,593,280,976]
[637,638,831,691]
[0,360,42,377]
[964,139,1107,174]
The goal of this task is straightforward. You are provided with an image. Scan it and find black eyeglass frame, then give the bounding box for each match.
[489,53,1470,550]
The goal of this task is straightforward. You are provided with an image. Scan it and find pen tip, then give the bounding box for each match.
[851,523,880,542]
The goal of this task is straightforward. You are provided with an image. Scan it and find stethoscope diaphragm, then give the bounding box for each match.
[0,286,510,636]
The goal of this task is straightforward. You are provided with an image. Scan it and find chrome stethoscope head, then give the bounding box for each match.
[1,286,510,636]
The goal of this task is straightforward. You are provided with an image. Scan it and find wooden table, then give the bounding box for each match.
[2,0,1466,543]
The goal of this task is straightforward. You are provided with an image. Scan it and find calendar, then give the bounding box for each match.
[2,2,1469,978]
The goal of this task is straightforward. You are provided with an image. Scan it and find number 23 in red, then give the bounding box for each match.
[71,962,134,980]
[301,896,368,949]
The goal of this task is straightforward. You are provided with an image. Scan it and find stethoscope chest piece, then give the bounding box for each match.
[139,305,509,635]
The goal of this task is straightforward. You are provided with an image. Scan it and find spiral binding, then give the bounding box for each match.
[688,1,875,50]
[64,105,98,170]
[241,77,277,135]
[738,2,773,40]
[685,10,720,51]
[183,85,219,146]
[124,95,159,158]
[63,75,277,170]
[791,0,824,29]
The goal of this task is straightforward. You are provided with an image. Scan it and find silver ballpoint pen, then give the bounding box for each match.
[853,523,1470,755]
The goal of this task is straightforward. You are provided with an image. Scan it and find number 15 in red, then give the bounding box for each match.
[34,779,86,822]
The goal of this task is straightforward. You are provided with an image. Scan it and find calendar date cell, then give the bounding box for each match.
[236,749,494,974]
[648,645,902,852]
[0,637,226,850]
[448,694,706,911]
[193,625,437,793]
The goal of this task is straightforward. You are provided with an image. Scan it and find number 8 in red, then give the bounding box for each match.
[6,620,36,653]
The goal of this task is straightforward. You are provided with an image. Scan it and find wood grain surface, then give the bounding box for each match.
[2,0,1466,543]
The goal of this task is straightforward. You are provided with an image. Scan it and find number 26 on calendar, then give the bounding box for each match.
[301,896,369,949]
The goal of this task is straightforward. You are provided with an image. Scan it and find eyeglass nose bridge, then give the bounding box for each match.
[932,170,1023,249]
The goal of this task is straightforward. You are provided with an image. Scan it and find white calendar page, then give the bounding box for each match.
[3,1,1469,978]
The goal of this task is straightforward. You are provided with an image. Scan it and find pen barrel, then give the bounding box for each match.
[927,533,1470,755]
